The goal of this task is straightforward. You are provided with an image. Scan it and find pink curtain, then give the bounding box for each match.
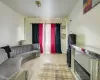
[39,23,43,53]
[51,24,56,54]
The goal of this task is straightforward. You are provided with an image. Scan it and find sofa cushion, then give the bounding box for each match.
[0,57,22,78]
[0,75,7,80]
[0,49,8,65]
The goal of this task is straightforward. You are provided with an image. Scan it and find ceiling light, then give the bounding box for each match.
[35,1,41,7]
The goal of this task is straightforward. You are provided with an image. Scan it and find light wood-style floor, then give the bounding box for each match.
[22,53,71,80]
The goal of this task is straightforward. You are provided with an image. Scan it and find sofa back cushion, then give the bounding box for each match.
[0,49,8,65]
[33,43,40,50]
[10,44,33,57]
[10,46,21,57]
[23,45,33,52]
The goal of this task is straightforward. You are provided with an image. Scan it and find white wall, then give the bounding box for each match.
[0,1,24,46]
[24,18,67,53]
[68,0,100,48]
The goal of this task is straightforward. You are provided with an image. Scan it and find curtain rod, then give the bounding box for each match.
[30,23,62,24]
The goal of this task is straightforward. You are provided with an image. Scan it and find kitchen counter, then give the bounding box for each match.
[71,45,100,59]
[70,45,100,80]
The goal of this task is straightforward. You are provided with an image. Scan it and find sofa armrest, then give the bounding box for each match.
[9,69,27,80]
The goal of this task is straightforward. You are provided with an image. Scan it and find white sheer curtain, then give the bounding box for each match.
[43,24,51,53]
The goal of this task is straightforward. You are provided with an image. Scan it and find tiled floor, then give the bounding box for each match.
[22,53,75,80]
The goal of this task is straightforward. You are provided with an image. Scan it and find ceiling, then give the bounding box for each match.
[0,0,78,18]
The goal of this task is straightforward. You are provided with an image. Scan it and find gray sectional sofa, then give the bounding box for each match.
[0,44,40,80]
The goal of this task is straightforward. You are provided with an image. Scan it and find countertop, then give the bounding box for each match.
[71,45,100,59]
